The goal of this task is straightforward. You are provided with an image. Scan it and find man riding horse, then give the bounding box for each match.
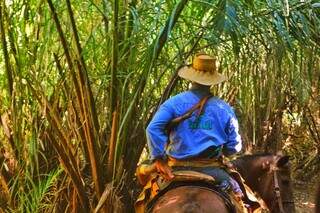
[137,53,256,212]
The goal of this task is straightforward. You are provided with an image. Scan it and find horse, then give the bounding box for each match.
[149,154,295,213]
[232,154,295,213]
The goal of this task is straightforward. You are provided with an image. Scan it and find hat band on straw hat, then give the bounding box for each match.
[192,56,216,73]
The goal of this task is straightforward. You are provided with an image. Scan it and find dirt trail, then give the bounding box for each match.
[294,178,318,213]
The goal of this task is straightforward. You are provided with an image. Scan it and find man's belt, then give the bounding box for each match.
[167,156,225,168]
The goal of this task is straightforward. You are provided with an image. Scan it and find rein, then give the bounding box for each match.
[272,168,285,213]
[271,167,294,213]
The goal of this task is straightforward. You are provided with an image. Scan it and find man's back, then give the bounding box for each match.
[146,89,241,160]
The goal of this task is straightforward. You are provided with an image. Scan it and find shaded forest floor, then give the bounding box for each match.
[293,173,319,213]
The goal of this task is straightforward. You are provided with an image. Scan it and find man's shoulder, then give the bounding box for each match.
[166,91,195,103]
[160,91,197,113]
[208,98,234,112]
[209,97,230,106]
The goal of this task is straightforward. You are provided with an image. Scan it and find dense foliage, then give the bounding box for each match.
[0,0,319,212]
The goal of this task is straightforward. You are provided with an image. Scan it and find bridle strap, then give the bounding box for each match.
[273,169,285,213]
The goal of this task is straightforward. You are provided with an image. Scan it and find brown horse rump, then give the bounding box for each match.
[147,180,236,212]
[135,169,241,213]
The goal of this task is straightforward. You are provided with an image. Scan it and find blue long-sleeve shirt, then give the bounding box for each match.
[146,89,242,160]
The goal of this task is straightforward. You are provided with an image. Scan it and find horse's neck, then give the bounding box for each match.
[232,156,270,193]
[232,158,257,182]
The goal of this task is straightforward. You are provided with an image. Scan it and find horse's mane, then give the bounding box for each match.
[237,153,272,159]
[231,153,273,171]
[232,153,272,162]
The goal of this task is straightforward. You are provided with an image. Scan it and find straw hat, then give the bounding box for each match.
[178,53,227,86]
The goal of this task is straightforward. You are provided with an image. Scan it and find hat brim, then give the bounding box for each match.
[178,66,227,86]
